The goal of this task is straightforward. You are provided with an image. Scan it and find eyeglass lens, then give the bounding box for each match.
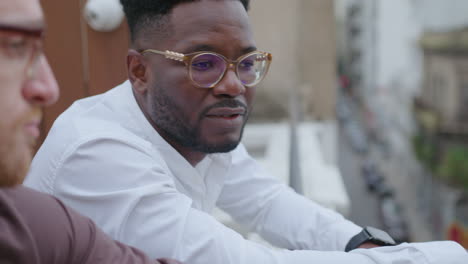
[189,52,268,88]
[237,52,268,86]
[0,30,41,77]
[191,53,226,88]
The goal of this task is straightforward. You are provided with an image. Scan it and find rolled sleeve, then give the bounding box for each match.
[218,144,361,251]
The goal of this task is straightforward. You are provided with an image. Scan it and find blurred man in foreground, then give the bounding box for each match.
[26,0,468,263]
[0,1,180,263]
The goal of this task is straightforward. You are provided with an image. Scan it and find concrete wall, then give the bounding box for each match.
[249,0,337,121]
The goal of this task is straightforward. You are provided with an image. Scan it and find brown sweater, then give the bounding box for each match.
[0,185,181,264]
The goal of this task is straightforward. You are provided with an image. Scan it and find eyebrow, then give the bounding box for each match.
[0,22,45,37]
[184,44,258,56]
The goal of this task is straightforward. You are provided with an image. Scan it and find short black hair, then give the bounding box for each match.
[120,0,250,43]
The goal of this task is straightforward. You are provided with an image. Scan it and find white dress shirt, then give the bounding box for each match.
[25,81,468,264]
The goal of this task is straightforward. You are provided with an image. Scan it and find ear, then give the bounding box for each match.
[127,49,149,94]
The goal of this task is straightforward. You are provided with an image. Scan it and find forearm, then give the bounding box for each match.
[221,185,361,251]
[53,182,468,264]
[121,198,463,264]
[219,145,362,251]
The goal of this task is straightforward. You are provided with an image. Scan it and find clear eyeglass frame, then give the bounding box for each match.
[140,49,272,89]
[0,25,44,79]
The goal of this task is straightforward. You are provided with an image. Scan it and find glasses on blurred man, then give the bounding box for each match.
[141,49,272,89]
[0,25,43,79]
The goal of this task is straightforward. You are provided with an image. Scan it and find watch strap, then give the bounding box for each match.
[345,227,396,252]
[345,229,371,252]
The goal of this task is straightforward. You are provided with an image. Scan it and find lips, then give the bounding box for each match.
[24,119,41,139]
[205,107,246,118]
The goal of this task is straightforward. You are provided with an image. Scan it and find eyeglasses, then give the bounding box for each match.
[141,49,272,89]
[0,25,44,79]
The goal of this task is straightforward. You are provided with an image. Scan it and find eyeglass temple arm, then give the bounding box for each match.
[141,49,186,62]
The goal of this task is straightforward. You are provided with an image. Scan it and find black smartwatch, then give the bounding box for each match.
[345,226,396,252]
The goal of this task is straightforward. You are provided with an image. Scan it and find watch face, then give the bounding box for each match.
[366,227,396,244]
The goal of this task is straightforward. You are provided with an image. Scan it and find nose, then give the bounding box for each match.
[22,55,59,106]
[212,67,246,97]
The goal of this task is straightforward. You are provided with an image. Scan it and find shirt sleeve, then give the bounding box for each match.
[60,197,175,264]
[26,136,468,264]
[217,144,361,251]
[0,186,168,264]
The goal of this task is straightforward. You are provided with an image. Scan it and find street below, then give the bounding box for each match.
[338,124,383,229]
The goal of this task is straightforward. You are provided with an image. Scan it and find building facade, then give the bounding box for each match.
[419,28,468,131]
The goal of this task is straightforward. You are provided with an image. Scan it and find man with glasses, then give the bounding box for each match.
[25,0,467,263]
[0,0,181,263]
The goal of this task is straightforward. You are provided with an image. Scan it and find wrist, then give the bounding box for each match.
[345,227,396,252]
[357,242,381,249]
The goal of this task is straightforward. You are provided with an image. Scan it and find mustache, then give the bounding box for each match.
[201,99,248,116]
[18,107,43,124]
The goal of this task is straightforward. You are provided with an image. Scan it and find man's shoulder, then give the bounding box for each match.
[53,81,131,134]
[0,185,58,207]
[0,186,73,263]
[0,186,76,238]
[42,81,150,157]
[26,81,160,191]
[29,121,160,184]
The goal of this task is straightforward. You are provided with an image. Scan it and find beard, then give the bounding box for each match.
[0,132,33,187]
[148,84,249,154]
[0,108,40,187]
